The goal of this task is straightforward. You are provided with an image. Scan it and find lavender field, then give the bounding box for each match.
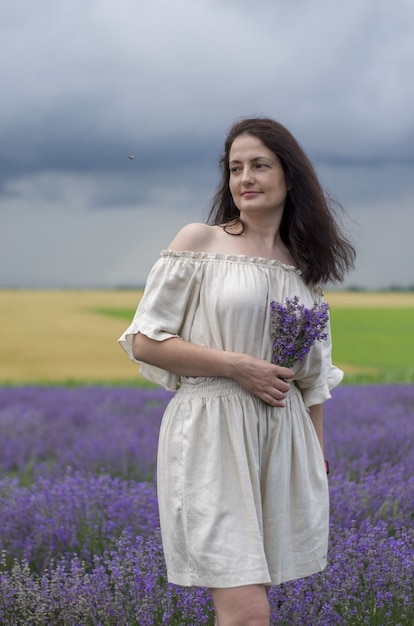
[0,385,413,625]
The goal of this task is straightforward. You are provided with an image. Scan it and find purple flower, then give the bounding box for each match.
[270,296,329,367]
[0,385,414,623]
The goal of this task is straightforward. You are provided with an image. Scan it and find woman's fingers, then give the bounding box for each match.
[274,365,295,381]
[233,355,295,406]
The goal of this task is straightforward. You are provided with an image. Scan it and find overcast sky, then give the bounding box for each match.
[1,0,413,290]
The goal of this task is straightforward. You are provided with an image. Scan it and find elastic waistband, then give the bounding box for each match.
[176,376,299,399]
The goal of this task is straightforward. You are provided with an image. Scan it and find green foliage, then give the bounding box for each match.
[0,378,155,389]
[330,308,414,382]
[92,307,136,321]
[342,370,414,385]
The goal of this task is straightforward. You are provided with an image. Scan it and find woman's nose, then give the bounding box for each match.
[241,167,254,184]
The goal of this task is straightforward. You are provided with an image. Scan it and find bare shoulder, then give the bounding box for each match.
[168,223,219,252]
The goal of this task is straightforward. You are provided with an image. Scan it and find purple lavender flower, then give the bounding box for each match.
[270,296,329,367]
[0,385,414,623]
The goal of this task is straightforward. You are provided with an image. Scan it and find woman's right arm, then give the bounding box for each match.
[132,333,294,407]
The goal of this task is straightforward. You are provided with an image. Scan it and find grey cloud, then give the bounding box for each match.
[1,0,413,288]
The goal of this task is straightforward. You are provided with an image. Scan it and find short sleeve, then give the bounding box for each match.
[294,314,343,408]
[118,252,203,390]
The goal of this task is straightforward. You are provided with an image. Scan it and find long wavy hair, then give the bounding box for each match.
[207,117,355,285]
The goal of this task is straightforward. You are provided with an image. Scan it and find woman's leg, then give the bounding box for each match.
[210,584,270,626]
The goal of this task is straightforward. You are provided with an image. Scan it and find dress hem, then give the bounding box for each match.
[166,558,327,588]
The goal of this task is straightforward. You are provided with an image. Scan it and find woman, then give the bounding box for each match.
[119,117,355,626]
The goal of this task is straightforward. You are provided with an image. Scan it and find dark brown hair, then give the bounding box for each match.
[207,117,355,285]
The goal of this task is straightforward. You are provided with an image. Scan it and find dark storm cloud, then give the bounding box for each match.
[1,0,414,288]
[1,0,413,183]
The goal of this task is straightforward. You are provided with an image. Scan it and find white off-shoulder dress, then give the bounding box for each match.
[119,250,343,588]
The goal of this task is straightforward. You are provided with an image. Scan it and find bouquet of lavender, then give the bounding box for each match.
[270,296,329,367]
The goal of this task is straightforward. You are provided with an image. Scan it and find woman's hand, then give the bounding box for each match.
[230,354,294,407]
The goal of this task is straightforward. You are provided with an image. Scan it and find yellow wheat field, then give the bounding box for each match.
[324,291,414,308]
[1,290,414,383]
[1,290,143,383]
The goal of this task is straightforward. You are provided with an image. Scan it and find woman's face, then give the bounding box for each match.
[228,134,288,216]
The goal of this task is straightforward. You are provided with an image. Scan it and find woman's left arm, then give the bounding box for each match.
[309,403,324,455]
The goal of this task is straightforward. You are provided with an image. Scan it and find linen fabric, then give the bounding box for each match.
[119,250,343,587]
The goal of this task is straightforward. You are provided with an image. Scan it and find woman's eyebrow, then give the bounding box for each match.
[229,156,273,165]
